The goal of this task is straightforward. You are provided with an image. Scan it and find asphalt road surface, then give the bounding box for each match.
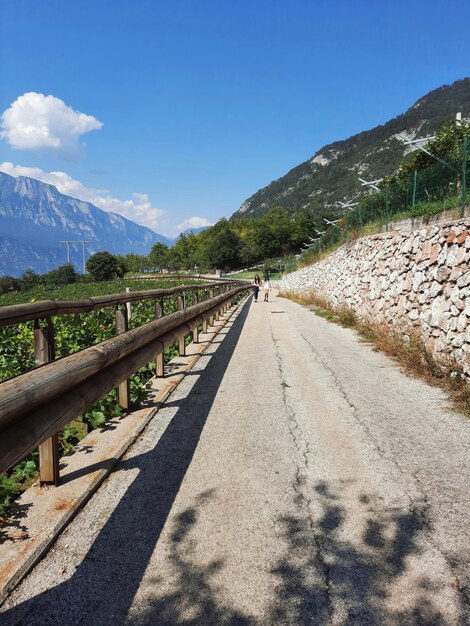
[1,292,469,625]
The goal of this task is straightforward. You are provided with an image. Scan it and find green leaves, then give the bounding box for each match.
[0,322,34,382]
[13,459,37,483]
[0,277,196,517]
[86,251,119,281]
[85,410,107,431]
[0,475,20,517]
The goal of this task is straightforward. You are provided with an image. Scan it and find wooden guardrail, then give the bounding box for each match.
[0,281,250,484]
[0,281,241,327]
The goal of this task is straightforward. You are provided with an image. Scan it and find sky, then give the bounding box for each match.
[0,0,469,238]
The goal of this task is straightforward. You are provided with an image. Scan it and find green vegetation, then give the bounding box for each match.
[158,208,318,273]
[0,264,77,298]
[293,120,470,269]
[0,277,189,307]
[0,277,199,517]
[227,271,283,281]
[86,251,122,281]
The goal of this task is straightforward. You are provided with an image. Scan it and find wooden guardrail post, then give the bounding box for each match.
[35,318,60,486]
[178,292,186,356]
[116,306,130,409]
[224,285,229,313]
[155,298,165,377]
[219,287,223,316]
[202,289,208,333]
[210,287,216,325]
[223,285,228,313]
[192,291,199,343]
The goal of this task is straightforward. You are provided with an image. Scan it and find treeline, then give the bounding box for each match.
[0,264,79,295]
[0,208,318,292]
[142,207,318,273]
[0,254,128,294]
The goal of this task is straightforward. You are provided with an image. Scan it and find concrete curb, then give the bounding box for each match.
[0,297,247,604]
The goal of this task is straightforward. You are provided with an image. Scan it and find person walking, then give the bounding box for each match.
[263,277,271,301]
[251,274,261,302]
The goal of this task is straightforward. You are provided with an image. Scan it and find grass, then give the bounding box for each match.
[280,289,470,416]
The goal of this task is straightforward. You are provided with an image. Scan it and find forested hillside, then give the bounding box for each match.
[233,78,470,220]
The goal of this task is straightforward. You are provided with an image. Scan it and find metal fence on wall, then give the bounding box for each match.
[292,134,469,270]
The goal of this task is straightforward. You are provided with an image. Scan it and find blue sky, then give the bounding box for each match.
[0,0,469,237]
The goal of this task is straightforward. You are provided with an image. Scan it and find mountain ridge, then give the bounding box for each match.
[233,78,470,220]
[0,171,172,277]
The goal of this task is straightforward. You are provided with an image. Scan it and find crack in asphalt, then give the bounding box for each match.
[269,318,334,624]
[292,314,470,613]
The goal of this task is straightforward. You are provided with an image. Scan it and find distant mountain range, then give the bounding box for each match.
[181,226,210,236]
[233,78,470,220]
[0,172,172,277]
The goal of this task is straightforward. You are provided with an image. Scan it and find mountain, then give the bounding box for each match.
[0,172,172,277]
[233,78,470,220]
[182,226,210,236]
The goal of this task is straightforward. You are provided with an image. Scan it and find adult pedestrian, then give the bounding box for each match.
[251,274,261,302]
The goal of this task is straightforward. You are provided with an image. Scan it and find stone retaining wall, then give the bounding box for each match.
[280,220,470,376]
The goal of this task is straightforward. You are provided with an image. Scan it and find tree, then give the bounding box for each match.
[0,276,19,295]
[44,263,77,288]
[290,210,317,248]
[265,206,292,255]
[19,269,40,291]
[123,253,148,273]
[148,242,169,272]
[205,220,242,270]
[86,251,118,281]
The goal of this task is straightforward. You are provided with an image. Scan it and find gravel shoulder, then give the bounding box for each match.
[1,292,469,625]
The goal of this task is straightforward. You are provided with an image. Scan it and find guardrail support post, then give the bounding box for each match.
[178,293,186,356]
[215,287,221,321]
[208,288,215,327]
[192,291,199,343]
[35,318,60,487]
[202,289,208,333]
[116,306,130,409]
[155,298,165,377]
[223,285,229,313]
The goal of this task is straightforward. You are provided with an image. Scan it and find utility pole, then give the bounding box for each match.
[81,241,91,274]
[59,240,91,273]
[60,241,71,263]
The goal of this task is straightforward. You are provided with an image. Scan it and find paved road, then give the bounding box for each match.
[1,293,470,625]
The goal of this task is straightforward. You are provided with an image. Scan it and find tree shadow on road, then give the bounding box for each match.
[128,489,253,626]
[268,481,465,626]
[123,478,467,626]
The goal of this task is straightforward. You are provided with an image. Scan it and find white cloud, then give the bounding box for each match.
[0,162,165,232]
[177,216,213,232]
[0,92,103,158]
[132,192,149,202]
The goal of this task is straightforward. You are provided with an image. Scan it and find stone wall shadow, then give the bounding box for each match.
[0,300,251,626]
